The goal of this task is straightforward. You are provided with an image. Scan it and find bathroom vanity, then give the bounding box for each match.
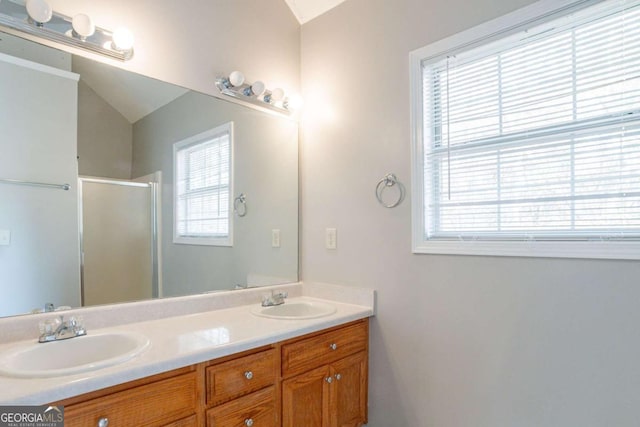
[0,283,374,427]
[55,320,368,426]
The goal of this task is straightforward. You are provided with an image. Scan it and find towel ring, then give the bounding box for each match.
[234,193,247,217]
[375,173,405,208]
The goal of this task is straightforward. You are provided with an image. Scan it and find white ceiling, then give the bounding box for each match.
[284,0,347,24]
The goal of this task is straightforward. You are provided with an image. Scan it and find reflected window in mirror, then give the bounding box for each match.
[173,122,233,246]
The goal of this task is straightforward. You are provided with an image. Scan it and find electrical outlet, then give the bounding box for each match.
[325,228,337,250]
[0,229,10,246]
[272,229,281,248]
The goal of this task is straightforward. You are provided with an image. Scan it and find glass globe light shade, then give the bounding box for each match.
[287,94,304,110]
[72,14,95,38]
[112,27,134,51]
[271,88,285,102]
[251,81,266,97]
[229,71,245,87]
[26,0,53,24]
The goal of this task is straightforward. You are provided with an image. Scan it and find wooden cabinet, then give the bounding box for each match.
[206,348,276,406]
[53,319,368,427]
[205,348,278,427]
[281,320,368,427]
[56,366,201,427]
[206,386,277,427]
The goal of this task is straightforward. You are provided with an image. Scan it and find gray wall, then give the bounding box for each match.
[300,1,640,426]
[0,55,80,316]
[77,80,133,179]
[132,91,298,296]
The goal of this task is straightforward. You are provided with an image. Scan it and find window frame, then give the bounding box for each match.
[410,0,640,260]
[173,122,234,247]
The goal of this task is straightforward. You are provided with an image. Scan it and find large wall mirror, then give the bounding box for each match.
[0,31,298,318]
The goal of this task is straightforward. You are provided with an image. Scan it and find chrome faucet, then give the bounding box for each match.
[38,315,86,343]
[261,290,288,307]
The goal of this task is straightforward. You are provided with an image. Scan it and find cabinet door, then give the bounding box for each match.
[282,365,330,427]
[329,352,368,427]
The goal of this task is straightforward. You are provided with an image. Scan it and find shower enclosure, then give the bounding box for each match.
[78,175,160,307]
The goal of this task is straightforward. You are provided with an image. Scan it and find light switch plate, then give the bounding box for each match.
[0,229,10,246]
[272,229,281,248]
[325,228,337,250]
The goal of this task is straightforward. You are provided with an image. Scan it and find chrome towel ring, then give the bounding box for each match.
[375,173,405,208]
[234,193,247,217]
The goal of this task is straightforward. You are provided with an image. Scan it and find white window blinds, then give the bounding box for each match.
[174,123,232,245]
[421,0,640,243]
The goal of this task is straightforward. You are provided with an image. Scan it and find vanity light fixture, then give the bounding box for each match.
[111,27,134,52]
[25,0,52,26]
[215,70,301,116]
[71,14,95,40]
[0,0,134,61]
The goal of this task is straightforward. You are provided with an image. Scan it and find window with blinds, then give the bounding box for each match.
[412,0,640,259]
[173,123,233,246]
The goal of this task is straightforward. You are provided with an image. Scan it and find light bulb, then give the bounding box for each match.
[250,81,266,97]
[26,0,52,25]
[112,27,134,51]
[271,88,285,102]
[229,71,245,87]
[72,14,95,38]
[287,94,304,110]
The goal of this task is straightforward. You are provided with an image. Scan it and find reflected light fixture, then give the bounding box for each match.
[0,0,134,61]
[25,0,52,26]
[216,70,302,116]
[71,13,95,39]
[111,27,134,52]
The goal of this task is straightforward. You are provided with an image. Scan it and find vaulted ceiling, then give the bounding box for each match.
[284,0,347,24]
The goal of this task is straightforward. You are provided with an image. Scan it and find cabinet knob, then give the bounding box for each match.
[244,371,253,380]
[335,373,342,380]
[329,343,337,350]
[245,418,254,426]
[325,376,333,383]
[97,418,109,427]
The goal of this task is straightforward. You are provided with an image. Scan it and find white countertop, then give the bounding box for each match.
[0,283,374,405]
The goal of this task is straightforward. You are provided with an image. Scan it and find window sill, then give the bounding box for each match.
[412,240,640,260]
[174,236,232,247]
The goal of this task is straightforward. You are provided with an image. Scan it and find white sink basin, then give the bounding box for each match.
[0,331,150,378]
[251,299,337,320]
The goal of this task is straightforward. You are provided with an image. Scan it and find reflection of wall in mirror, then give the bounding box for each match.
[0,31,298,314]
[0,52,80,317]
[132,93,299,297]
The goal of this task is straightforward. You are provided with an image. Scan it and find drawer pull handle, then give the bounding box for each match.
[329,343,337,350]
[245,418,254,426]
[97,417,109,427]
[325,376,333,383]
[244,371,254,380]
[335,373,342,380]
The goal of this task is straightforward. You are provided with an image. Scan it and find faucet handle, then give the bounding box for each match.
[38,317,61,335]
[70,315,83,328]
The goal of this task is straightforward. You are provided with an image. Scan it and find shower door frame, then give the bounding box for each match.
[78,176,161,306]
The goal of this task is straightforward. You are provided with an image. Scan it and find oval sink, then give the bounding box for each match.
[251,299,336,320]
[0,332,150,378]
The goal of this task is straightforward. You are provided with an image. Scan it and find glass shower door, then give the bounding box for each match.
[79,177,157,306]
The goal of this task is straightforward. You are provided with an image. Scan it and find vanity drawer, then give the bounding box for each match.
[206,386,276,427]
[282,320,368,377]
[62,371,198,427]
[206,348,276,406]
